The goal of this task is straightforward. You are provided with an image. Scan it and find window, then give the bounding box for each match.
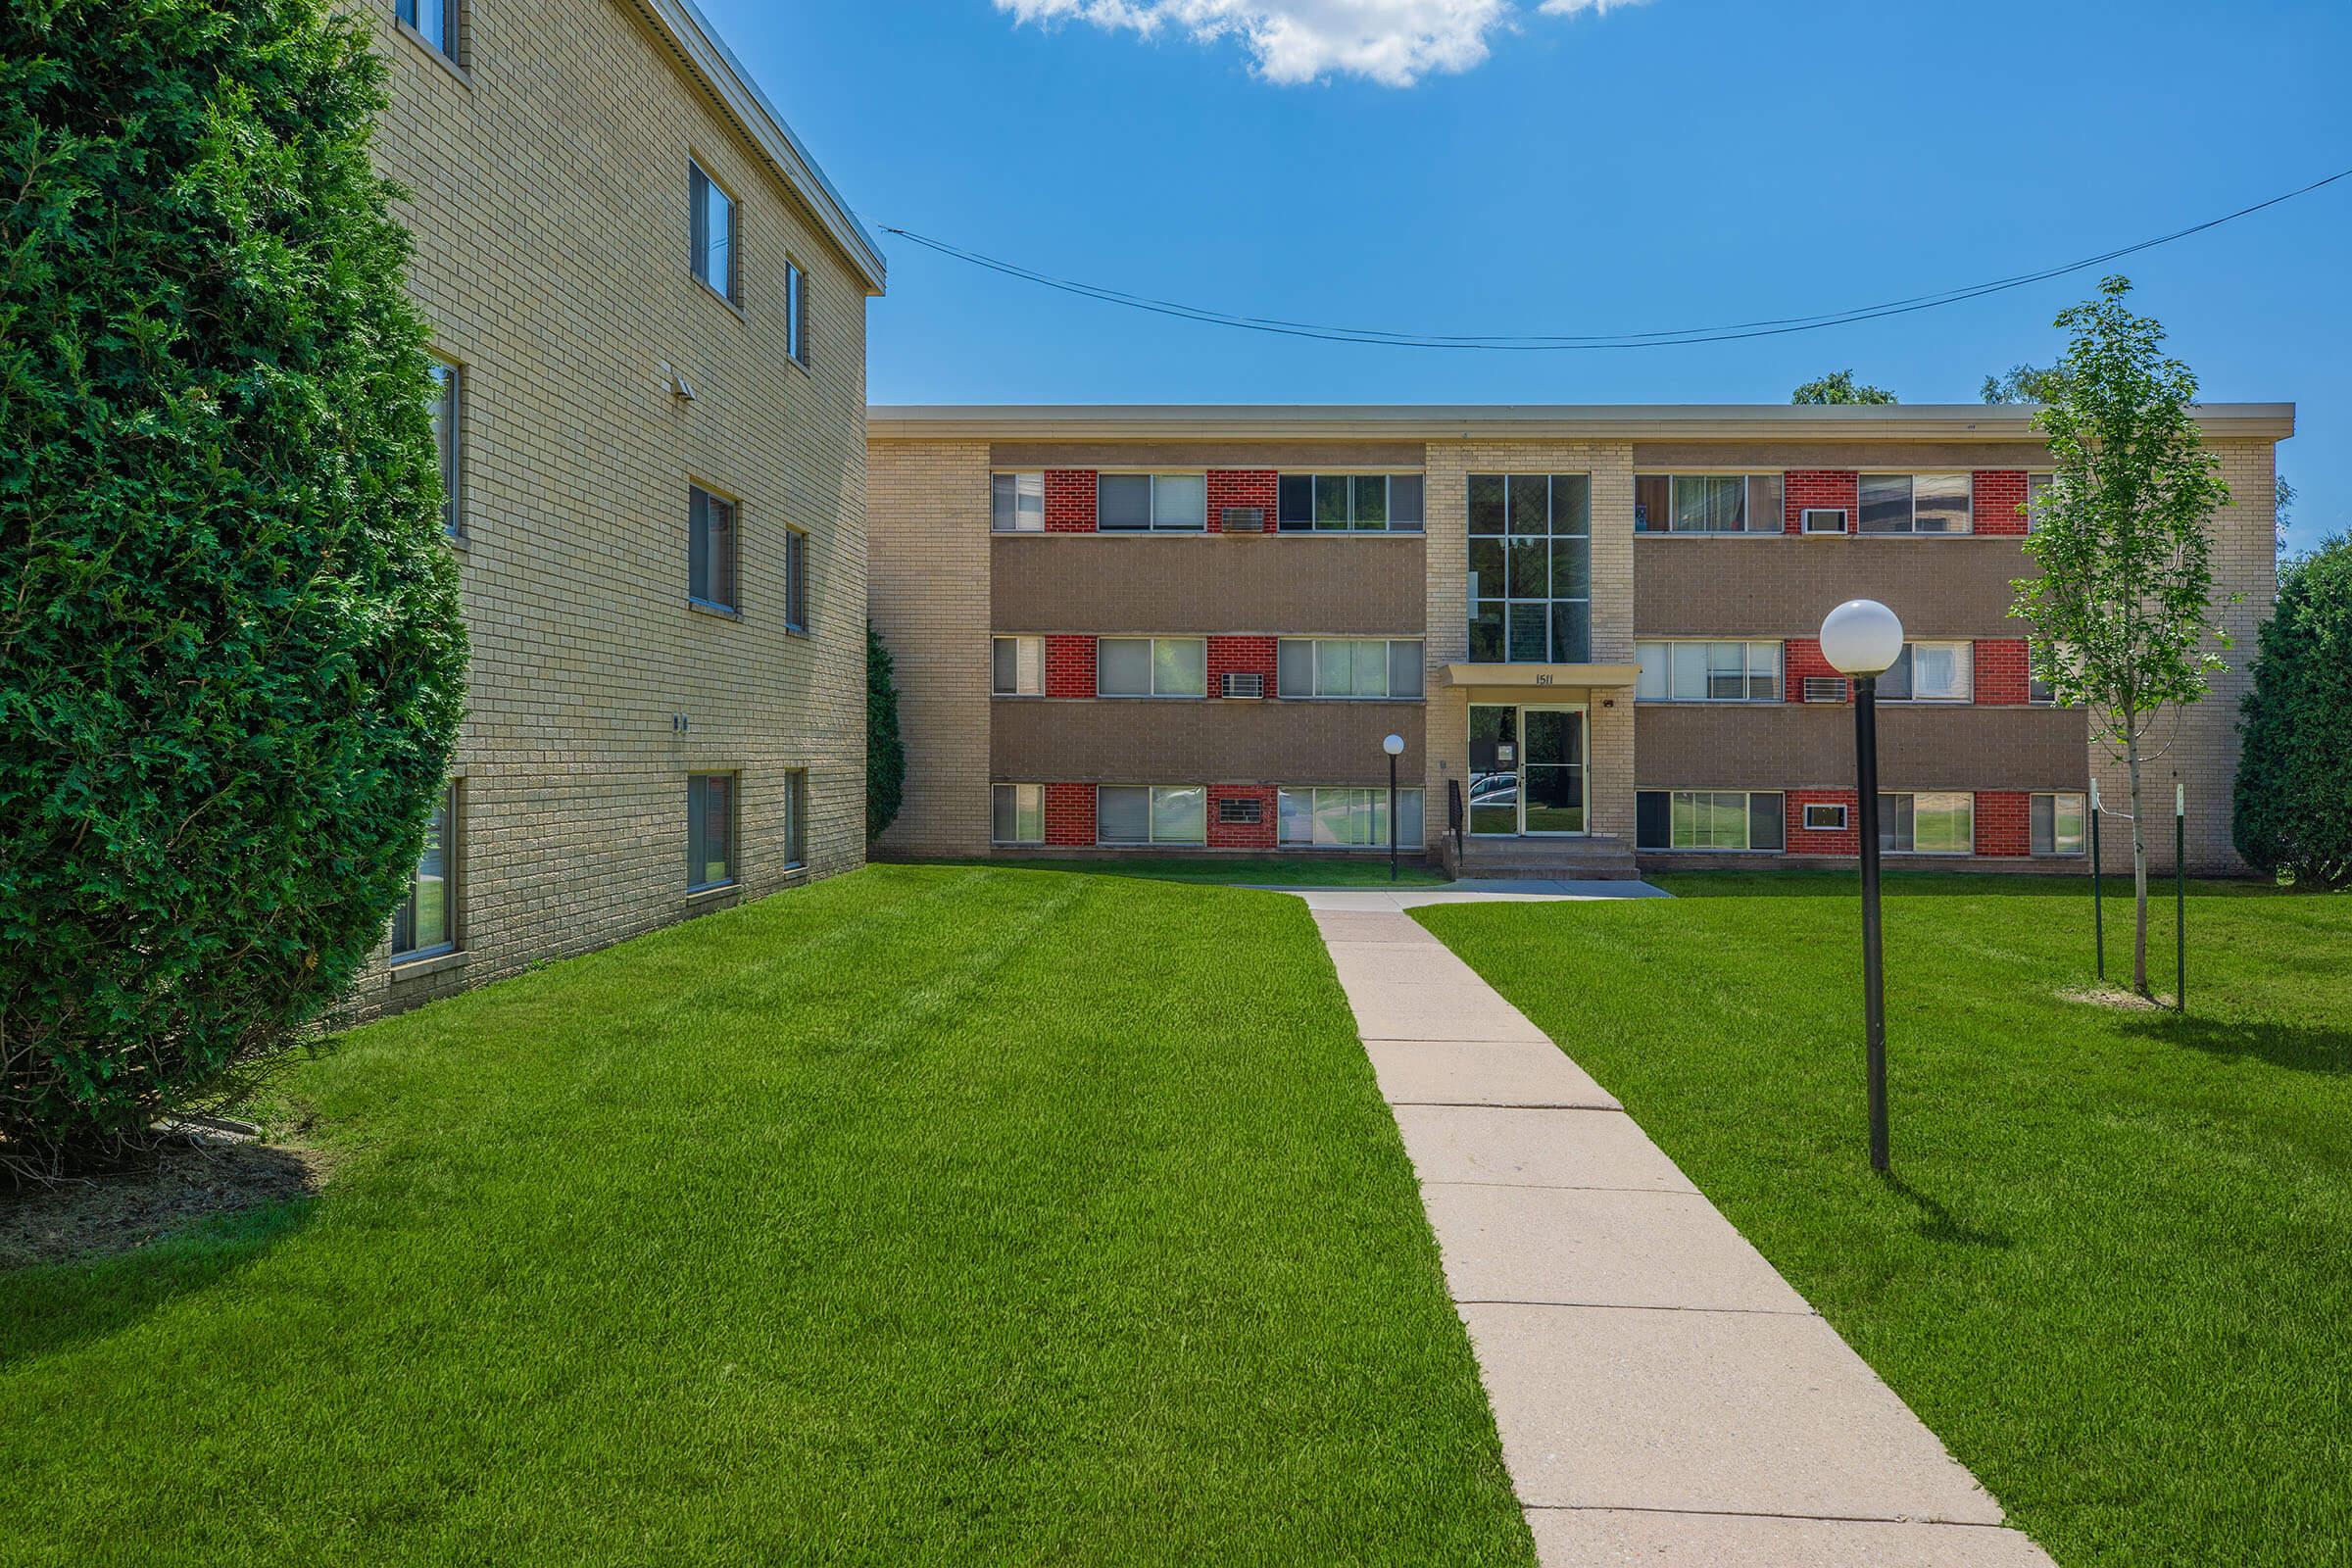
[1880,791,1973,855]
[2033,792,2086,856]
[1636,791,1785,852]
[1878,642,1972,703]
[1633,474,1784,534]
[1098,473,1205,532]
[1635,641,1781,702]
[992,783,1045,845]
[1275,638,1424,700]
[785,527,808,632]
[1098,785,1205,846]
[389,781,458,960]
[2027,471,2054,532]
[687,773,736,890]
[688,485,738,612]
[782,770,808,869]
[1802,802,1849,832]
[1275,474,1425,532]
[426,358,460,537]
[786,260,808,365]
[1859,473,1973,535]
[690,161,738,303]
[992,635,1043,696]
[1096,637,1205,698]
[1467,473,1592,662]
[1277,788,1425,850]
[2028,643,2057,706]
[396,0,456,58]
[992,472,1045,532]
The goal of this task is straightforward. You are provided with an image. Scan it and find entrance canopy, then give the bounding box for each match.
[1442,662,1641,703]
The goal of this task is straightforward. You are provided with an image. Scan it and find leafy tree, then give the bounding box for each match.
[1981,362,2070,405]
[2233,536,2352,886]
[1,0,466,1171]
[2274,473,2296,555]
[1791,370,1897,405]
[866,620,905,843]
[2011,276,2233,995]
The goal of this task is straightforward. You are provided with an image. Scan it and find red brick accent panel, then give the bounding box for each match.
[1044,782,1096,846]
[1974,470,2030,536]
[1785,470,1859,534]
[1044,469,1097,532]
[1976,790,2031,857]
[1044,634,1097,699]
[1207,785,1279,850]
[1783,638,1849,704]
[1206,634,1278,699]
[1786,789,1860,856]
[1206,469,1278,535]
[1977,638,2030,705]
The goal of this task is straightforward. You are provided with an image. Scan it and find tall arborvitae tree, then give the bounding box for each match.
[2234,536,2352,886]
[866,620,906,844]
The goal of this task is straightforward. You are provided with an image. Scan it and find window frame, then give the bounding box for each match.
[1632,472,1785,536]
[1878,641,1973,704]
[1635,640,1783,703]
[1095,636,1206,699]
[1275,637,1425,701]
[1276,787,1426,850]
[1095,784,1207,847]
[426,356,462,539]
[2032,791,2086,857]
[1636,790,1787,853]
[388,779,460,962]
[992,782,1045,846]
[689,159,741,307]
[395,0,459,62]
[783,769,808,870]
[785,258,808,366]
[1801,802,1849,833]
[1859,472,1974,536]
[687,483,741,614]
[687,772,739,892]
[2026,471,2054,533]
[784,525,808,634]
[1879,791,1974,856]
[1466,472,1593,664]
[1800,507,1849,535]
[1096,472,1207,533]
[1274,472,1427,533]
[991,634,1044,697]
[991,471,1046,533]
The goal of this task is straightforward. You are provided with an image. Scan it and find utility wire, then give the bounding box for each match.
[872,165,2352,352]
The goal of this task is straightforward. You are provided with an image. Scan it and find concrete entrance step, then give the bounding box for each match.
[1457,834,1642,880]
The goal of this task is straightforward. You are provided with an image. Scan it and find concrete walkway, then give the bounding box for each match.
[1245,877,1676,913]
[1308,904,2055,1568]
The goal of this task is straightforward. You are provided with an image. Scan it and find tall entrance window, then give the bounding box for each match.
[1469,704,1587,836]
[1467,473,1592,663]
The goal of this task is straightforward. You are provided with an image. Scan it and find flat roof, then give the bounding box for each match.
[633,0,886,294]
[867,403,2296,442]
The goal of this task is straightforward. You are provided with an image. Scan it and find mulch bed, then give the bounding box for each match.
[1,1128,326,1269]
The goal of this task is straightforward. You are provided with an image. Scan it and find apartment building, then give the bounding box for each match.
[353,0,884,1012]
[865,404,2287,878]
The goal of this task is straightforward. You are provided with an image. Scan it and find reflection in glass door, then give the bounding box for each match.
[1521,707,1586,834]
[1468,705,1519,835]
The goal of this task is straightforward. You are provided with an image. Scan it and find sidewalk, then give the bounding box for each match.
[1306,903,2055,1568]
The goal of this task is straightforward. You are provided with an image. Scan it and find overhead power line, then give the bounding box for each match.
[873,165,2352,352]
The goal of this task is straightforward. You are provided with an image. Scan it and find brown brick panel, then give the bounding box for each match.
[1044,469,1097,531]
[992,441,1425,468]
[1634,535,2039,639]
[994,699,1426,787]
[1044,634,1097,699]
[1975,470,2030,536]
[1633,442,2054,471]
[1635,703,2090,792]
[992,534,1426,635]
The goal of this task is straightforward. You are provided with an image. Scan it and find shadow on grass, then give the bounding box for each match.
[1880,1172,2013,1250]
[0,1195,315,1368]
[1655,871,2287,901]
[2124,1011,2352,1075]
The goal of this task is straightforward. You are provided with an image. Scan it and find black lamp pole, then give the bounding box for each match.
[1388,750,1400,883]
[1852,673,1889,1174]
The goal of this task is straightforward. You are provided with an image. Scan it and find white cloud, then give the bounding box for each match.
[996,0,1646,87]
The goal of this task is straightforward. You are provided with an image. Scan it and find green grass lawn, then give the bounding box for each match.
[909,854,1451,887]
[2,865,1529,1567]
[1417,873,2352,1567]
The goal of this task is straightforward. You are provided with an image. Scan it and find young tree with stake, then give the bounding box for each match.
[2011,276,2233,996]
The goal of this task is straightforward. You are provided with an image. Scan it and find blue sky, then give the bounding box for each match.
[702,0,2351,555]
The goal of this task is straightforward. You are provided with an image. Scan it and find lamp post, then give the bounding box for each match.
[1383,734,1405,882]
[1820,599,1904,1175]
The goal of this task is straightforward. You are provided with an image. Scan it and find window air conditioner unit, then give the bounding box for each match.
[1217,796,1262,825]
[1221,671,1264,700]
[1803,676,1849,704]
[1802,803,1850,832]
[1801,508,1849,534]
[1221,507,1266,533]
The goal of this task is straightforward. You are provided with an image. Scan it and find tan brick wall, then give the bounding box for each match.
[867,440,993,857]
[2089,438,2278,874]
[348,0,871,1015]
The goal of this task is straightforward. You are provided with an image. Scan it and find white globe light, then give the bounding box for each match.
[1383,733,1406,757]
[1819,599,1905,677]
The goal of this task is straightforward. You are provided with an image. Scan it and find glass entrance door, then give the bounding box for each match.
[1468,703,1587,836]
